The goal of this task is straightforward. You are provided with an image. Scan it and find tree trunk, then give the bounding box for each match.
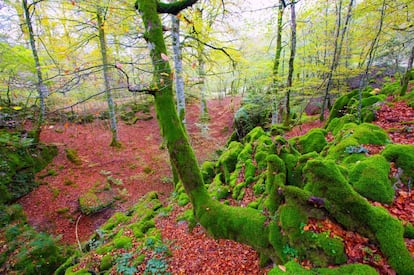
[285,2,297,126]
[195,8,209,124]
[22,0,47,141]
[135,0,278,261]
[357,0,386,123]
[171,14,186,126]
[400,45,414,96]
[271,1,285,125]
[320,0,354,121]
[96,6,120,147]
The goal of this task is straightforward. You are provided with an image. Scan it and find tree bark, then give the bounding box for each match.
[271,1,285,125]
[171,14,186,126]
[285,2,297,126]
[96,6,120,147]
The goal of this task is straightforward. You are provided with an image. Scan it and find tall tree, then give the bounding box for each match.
[357,0,386,123]
[320,0,354,121]
[271,0,285,125]
[284,0,297,125]
[96,3,120,147]
[171,14,186,125]
[22,0,48,140]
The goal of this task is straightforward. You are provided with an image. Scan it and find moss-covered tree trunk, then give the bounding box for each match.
[271,2,284,125]
[135,0,277,260]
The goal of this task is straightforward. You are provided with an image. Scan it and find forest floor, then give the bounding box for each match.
[18,94,414,274]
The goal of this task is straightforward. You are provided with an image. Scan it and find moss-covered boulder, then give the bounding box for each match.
[79,188,115,215]
[381,144,414,181]
[289,128,327,154]
[208,174,230,200]
[269,260,378,275]
[349,155,394,204]
[303,160,414,275]
[216,141,243,184]
[0,130,58,203]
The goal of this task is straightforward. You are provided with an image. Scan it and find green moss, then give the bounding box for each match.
[200,161,216,184]
[232,182,246,200]
[326,114,356,136]
[341,123,390,145]
[303,160,414,275]
[95,244,114,255]
[100,254,113,271]
[349,155,394,204]
[265,155,286,213]
[289,128,327,154]
[78,190,114,215]
[65,148,82,165]
[244,158,256,184]
[216,141,244,183]
[177,192,190,206]
[382,144,414,180]
[101,212,129,231]
[208,174,230,200]
[255,151,269,170]
[245,126,266,143]
[268,260,378,275]
[113,236,132,249]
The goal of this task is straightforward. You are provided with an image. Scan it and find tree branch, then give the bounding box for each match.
[157,0,199,15]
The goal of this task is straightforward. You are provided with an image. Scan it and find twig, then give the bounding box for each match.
[75,214,83,252]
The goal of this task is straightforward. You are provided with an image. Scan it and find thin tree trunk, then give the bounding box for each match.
[96,6,120,147]
[271,1,285,125]
[195,8,209,124]
[171,14,186,126]
[22,0,47,141]
[400,45,414,96]
[285,2,297,126]
[320,0,353,121]
[357,0,386,123]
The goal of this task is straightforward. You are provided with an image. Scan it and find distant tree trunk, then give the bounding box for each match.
[320,0,354,121]
[96,6,120,147]
[195,8,209,124]
[357,0,386,123]
[171,14,186,126]
[285,1,297,126]
[22,0,47,141]
[400,45,414,96]
[271,1,285,125]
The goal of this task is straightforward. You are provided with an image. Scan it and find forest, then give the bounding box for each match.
[0,0,414,274]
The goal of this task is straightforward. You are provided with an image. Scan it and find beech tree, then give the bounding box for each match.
[22,0,48,139]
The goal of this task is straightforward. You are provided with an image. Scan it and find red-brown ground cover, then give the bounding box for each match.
[18,95,414,274]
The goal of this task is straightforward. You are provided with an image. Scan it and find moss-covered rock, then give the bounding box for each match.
[200,161,216,184]
[269,260,378,275]
[349,155,394,204]
[289,128,327,154]
[78,189,115,215]
[0,130,58,203]
[216,141,243,183]
[381,144,414,181]
[65,148,82,165]
[208,174,230,200]
[303,159,414,275]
